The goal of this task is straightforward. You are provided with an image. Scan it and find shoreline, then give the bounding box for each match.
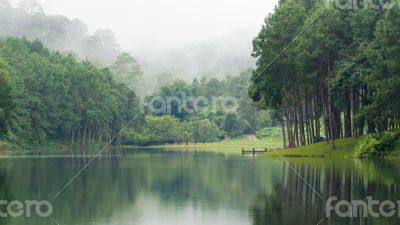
[2,136,400,159]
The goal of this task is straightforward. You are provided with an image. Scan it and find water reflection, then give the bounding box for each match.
[0,150,398,225]
[252,159,400,225]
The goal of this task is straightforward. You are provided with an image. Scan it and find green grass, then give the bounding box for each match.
[131,134,282,155]
[264,137,363,158]
[130,136,362,157]
[260,133,400,159]
[386,142,400,158]
[130,127,283,154]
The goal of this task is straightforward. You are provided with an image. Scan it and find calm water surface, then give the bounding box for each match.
[0,149,399,225]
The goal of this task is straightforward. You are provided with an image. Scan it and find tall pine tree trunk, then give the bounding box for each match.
[281,113,287,149]
[294,73,305,146]
[344,90,352,138]
[327,52,336,149]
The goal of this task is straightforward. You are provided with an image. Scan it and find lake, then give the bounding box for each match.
[0,149,399,225]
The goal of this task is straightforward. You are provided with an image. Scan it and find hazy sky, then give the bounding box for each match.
[24,0,278,53]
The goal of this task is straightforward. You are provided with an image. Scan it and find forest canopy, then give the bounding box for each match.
[0,37,137,146]
[0,37,274,148]
[250,0,400,148]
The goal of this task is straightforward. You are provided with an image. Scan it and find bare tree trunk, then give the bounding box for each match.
[83,121,88,146]
[293,73,305,146]
[71,129,75,155]
[314,89,321,140]
[294,108,299,147]
[352,86,359,137]
[309,89,315,143]
[328,89,335,148]
[305,89,312,145]
[285,102,294,148]
[327,52,336,149]
[281,113,287,149]
[344,90,352,138]
[322,85,330,142]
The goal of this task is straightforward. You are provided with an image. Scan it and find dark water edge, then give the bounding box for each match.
[0,149,399,225]
[0,141,111,156]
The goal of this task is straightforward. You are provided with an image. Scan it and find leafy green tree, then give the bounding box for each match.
[366,3,400,131]
[112,52,143,93]
[237,95,258,132]
[249,0,400,149]
[0,37,137,147]
[223,112,244,138]
[257,110,274,129]
[147,80,194,120]
[0,59,13,137]
[189,119,222,141]
[144,115,185,141]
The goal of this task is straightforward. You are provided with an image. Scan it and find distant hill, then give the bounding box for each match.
[0,0,120,65]
[139,28,257,89]
[0,0,257,93]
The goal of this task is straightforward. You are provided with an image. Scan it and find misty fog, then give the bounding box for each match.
[0,0,277,93]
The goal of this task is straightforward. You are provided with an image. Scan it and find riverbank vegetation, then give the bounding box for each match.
[0,37,139,151]
[263,137,399,158]
[250,0,400,153]
[1,0,400,159]
[132,127,283,153]
[0,37,277,153]
[124,75,281,146]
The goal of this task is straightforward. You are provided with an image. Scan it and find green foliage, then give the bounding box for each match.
[0,58,13,137]
[223,112,245,138]
[111,52,143,92]
[237,95,258,132]
[354,131,399,158]
[256,127,281,139]
[146,79,194,120]
[189,119,223,141]
[144,115,186,140]
[0,37,137,146]
[124,116,223,144]
[142,71,258,141]
[257,110,276,129]
[0,2,121,64]
[250,0,400,148]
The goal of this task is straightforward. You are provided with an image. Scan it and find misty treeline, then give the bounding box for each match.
[0,37,275,148]
[250,0,400,148]
[126,73,279,144]
[0,37,141,147]
[0,0,256,92]
[0,0,120,65]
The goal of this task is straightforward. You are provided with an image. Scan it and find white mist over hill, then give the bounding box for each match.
[3,0,278,92]
[139,27,258,88]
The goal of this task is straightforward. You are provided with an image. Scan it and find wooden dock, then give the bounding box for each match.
[241,147,271,155]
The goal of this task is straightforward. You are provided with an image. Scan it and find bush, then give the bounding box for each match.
[256,127,281,138]
[354,131,398,158]
[190,119,223,141]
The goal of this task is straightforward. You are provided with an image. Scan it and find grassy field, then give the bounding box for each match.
[263,137,361,158]
[139,131,400,158]
[133,127,284,154]
[265,137,400,158]
[139,136,283,154]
